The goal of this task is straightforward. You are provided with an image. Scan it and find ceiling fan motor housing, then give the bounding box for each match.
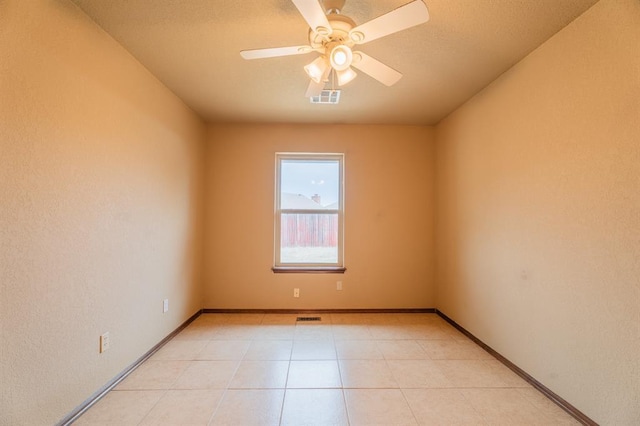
[308,14,356,49]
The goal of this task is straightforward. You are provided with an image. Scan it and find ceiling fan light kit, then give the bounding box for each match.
[329,45,353,71]
[304,56,329,83]
[240,0,430,98]
[336,67,357,86]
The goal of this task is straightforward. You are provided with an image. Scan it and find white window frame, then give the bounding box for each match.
[273,152,345,273]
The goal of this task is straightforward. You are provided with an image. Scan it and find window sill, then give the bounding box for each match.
[272,266,346,274]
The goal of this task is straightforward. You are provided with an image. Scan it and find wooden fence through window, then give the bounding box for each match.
[281,213,338,247]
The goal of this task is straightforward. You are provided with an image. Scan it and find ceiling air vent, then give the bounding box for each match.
[310,90,341,104]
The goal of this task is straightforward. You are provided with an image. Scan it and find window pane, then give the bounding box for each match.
[275,153,343,269]
[280,212,338,264]
[280,160,339,209]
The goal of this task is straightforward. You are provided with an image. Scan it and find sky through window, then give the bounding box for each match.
[280,160,339,207]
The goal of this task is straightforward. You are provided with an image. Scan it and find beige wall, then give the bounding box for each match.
[2,0,636,424]
[434,0,639,424]
[0,1,205,424]
[204,124,435,309]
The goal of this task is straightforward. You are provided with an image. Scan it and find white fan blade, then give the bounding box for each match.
[292,0,332,35]
[349,0,429,45]
[240,45,314,60]
[305,78,325,98]
[352,51,402,86]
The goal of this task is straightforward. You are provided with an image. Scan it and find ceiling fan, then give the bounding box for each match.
[240,0,430,98]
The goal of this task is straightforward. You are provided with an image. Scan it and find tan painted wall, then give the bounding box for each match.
[204,124,435,309]
[434,0,640,424]
[0,1,205,424]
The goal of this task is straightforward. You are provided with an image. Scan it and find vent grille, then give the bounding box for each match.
[296,316,322,322]
[310,90,341,104]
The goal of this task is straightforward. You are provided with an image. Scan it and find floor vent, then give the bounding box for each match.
[296,316,322,322]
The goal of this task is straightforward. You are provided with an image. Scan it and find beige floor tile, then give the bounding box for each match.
[418,339,494,360]
[335,339,384,359]
[172,360,238,389]
[332,324,374,340]
[394,313,438,324]
[211,324,259,340]
[330,313,372,325]
[291,339,337,360]
[115,360,189,390]
[403,388,486,425]
[75,390,164,425]
[281,389,349,426]
[387,360,453,388]
[174,325,218,340]
[368,324,414,339]
[209,389,284,426]
[331,313,398,325]
[441,325,470,341]
[344,389,418,425]
[482,360,531,387]
[287,360,342,388]
[229,360,289,388]
[189,315,217,325]
[404,324,454,340]
[253,325,296,339]
[518,388,582,425]
[79,313,578,426]
[339,359,399,388]
[196,314,227,323]
[428,316,451,326]
[461,388,555,426]
[360,313,401,325]
[205,313,264,324]
[138,389,224,425]
[195,340,250,360]
[150,340,208,361]
[261,314,299,324]
[294,324,334,340]
[433,360,509,388]
[244,339,293,360]
[184,318,217,328]
[377,340,430,360]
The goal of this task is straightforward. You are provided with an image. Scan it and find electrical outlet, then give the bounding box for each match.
[337,281,343,291]
[100,332,110,353]
[294,288,300,298]
[163,298,169,313]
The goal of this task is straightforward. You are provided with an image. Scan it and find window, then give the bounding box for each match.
[273,153,345,273]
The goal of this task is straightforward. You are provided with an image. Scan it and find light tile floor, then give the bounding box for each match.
[76,313,580,425]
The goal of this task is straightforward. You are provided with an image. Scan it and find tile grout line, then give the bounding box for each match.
[205,337,244,426]
[277,335,294,426]
[330,321,352,425]
[132,388,169,426]
[131,355,200,424]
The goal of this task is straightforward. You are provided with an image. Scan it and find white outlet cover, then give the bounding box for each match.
[163,299,169,313]
[100,332,110,353]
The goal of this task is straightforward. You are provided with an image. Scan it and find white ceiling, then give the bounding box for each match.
[71,0,598,125]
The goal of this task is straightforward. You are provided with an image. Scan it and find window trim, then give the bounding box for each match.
[273,152,345,273]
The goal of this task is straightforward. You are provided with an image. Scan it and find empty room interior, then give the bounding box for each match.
[1,0,638,425]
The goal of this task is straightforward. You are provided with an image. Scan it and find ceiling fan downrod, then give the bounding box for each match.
[323,0,346,15]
